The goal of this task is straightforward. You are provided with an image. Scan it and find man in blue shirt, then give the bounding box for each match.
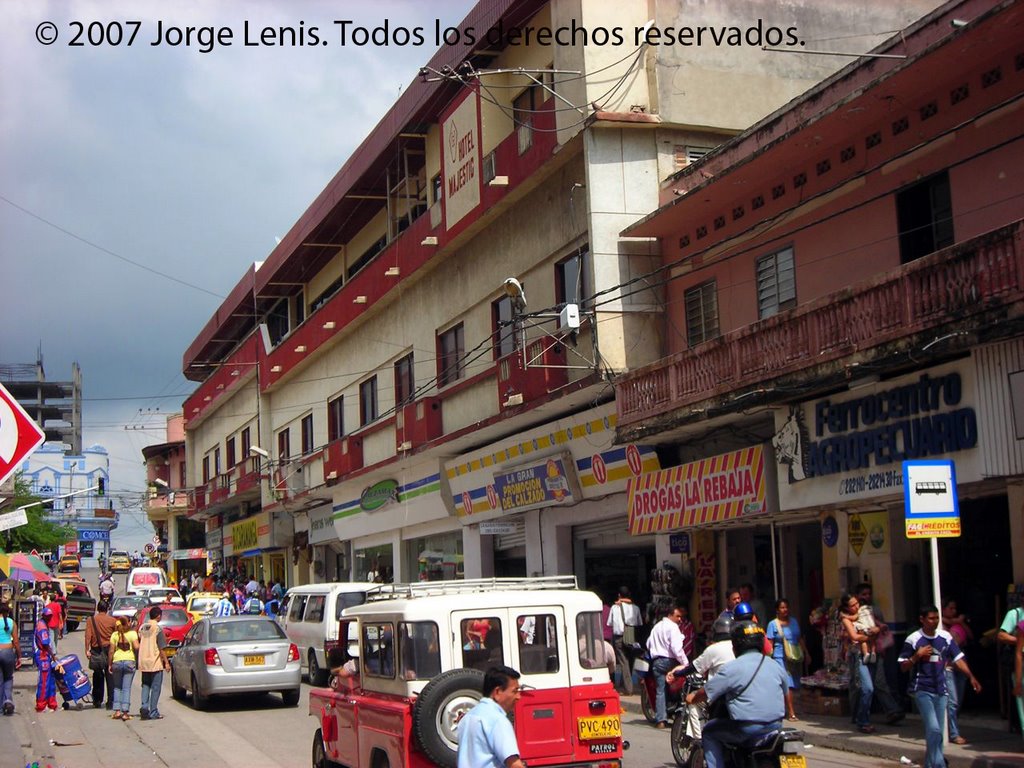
[686,620,787,768]
[457,665,525,768]
[899,605,981,768]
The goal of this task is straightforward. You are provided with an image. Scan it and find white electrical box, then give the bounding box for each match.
[559,303,581,330]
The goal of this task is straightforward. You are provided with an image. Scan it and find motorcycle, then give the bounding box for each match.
[669,670,807,768]
[633,655,685,723]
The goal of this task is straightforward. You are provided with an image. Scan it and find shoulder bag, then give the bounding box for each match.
[774,619,804,663]
[88,617,108,671]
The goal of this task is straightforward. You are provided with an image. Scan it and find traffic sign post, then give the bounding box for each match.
[0,381,46,488]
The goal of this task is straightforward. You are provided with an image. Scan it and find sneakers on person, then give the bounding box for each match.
[2,702,13,716]
[140,707,150,720]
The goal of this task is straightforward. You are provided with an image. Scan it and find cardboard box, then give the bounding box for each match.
[796,686,850,717]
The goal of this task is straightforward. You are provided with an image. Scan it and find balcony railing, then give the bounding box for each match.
[616,220,1024,427]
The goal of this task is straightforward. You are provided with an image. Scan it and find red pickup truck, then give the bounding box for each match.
[310,577,625,768]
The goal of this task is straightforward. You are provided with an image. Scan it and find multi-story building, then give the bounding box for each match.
[143,414,202,581]
[0,352,82,456]
[614,0,1022,678]
[180,0,939,598]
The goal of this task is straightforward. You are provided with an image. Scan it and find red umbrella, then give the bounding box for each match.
[2,553,52,582]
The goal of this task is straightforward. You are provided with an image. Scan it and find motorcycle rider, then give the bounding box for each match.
[685,620,787,768]
[668,614,736,741]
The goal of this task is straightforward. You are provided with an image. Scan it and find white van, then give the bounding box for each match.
[280,582,375,685]
[125,567,168,595]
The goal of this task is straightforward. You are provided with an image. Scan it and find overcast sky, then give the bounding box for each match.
[0,0,475,551]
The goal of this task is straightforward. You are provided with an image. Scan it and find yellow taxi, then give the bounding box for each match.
[185,591,224,623]
[57,554,81,573]
[109,551,132,573]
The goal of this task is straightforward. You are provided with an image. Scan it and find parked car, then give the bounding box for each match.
[57,554,81,574]
[109,551,133,573]
[279,582,374,686]
[170,616,301,709]
[110,595,151,620]
[52,575,96,632]
[309,576,623,768]
[185,591,223,623]
[135,605,193,655]
[126,566,168,594]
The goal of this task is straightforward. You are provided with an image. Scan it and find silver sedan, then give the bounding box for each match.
[169,615,301,709]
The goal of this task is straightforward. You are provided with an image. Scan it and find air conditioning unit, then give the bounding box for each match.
[395,397,443,451]
[496,336,568,411]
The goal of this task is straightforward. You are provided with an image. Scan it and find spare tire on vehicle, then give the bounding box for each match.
[412,667,485,768]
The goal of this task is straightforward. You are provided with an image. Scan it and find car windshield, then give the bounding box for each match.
[160,610,189,627]
[189,598,218,613]
[113,597,149,611]
[210,620,285,643]
[132,573,162,586]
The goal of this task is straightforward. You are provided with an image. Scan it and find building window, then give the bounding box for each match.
[493,295,515,360]
[277,428,290,462]
[202,456,210,484]
[514,87,536,155]
[213,447,221,476]
[265,298,290,347]
[241,427,251,461]
[301,413,314,455]
[438,324,465,388]
[431,173,442,205]
[226,437,236,469]
[327,395,344,442]
[556,247,589,308]
[896,171,953,264]
[178,461,186,489]
[684,280,720,347]
[395,354,415,407]
[360,376,379,427]
[756,247,796,319]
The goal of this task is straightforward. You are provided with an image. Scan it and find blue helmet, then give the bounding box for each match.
[733,601,755,621]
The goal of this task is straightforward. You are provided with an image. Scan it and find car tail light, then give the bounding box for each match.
[204,648,222,666]
[288,643,300,662]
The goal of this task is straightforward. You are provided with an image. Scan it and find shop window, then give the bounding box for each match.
[301,413,314,455]
[684,280,719,347]
[360,376,378,426]
[327,394,344,442]
[756,246,796,319]
[517,613,559,674]
[556,246,589,309]
[363,623,395,678]
[304,595,326,622]
[493,295,515,360]
[437,324,465,388]
[288,595,308,622]
[277,428,290,462]
[461,618,503,671]
[576,611,608,670]
[394,353,415,407]
[400,621,442,680]
[897,170,954,264]
[225,437,236,469]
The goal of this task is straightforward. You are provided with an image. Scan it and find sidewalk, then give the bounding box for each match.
[619,694,1024,768]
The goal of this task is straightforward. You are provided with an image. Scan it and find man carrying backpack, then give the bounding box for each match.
[242,589,264,616]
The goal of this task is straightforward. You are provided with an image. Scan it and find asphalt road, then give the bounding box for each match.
[0,567,895,767]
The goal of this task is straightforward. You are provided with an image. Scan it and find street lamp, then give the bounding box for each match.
[249,446,270,459]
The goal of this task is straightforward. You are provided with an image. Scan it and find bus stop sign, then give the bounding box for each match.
[902,459,960,538]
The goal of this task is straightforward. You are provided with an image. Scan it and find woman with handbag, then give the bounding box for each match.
[766,598,810,721]
[108,616,139,720]
[85,601,118,709]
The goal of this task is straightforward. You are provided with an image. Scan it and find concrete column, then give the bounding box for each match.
[525,509,544,576]
[462,526,493,579]
[1008,483,1024,582]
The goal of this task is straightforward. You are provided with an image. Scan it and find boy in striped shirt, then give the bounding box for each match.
[898,605,981,768]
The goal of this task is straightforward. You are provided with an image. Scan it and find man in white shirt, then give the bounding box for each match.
[668,614,736,740]
[607,586,642,695]
[646,605,689,728]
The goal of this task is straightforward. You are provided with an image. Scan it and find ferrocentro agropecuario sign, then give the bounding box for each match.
[360,479,399,512]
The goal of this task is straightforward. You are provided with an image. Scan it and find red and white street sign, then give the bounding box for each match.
[0,381,46,487]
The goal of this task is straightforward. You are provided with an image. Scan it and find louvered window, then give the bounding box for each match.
[684,280,719,347]
[756,247,796,319]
